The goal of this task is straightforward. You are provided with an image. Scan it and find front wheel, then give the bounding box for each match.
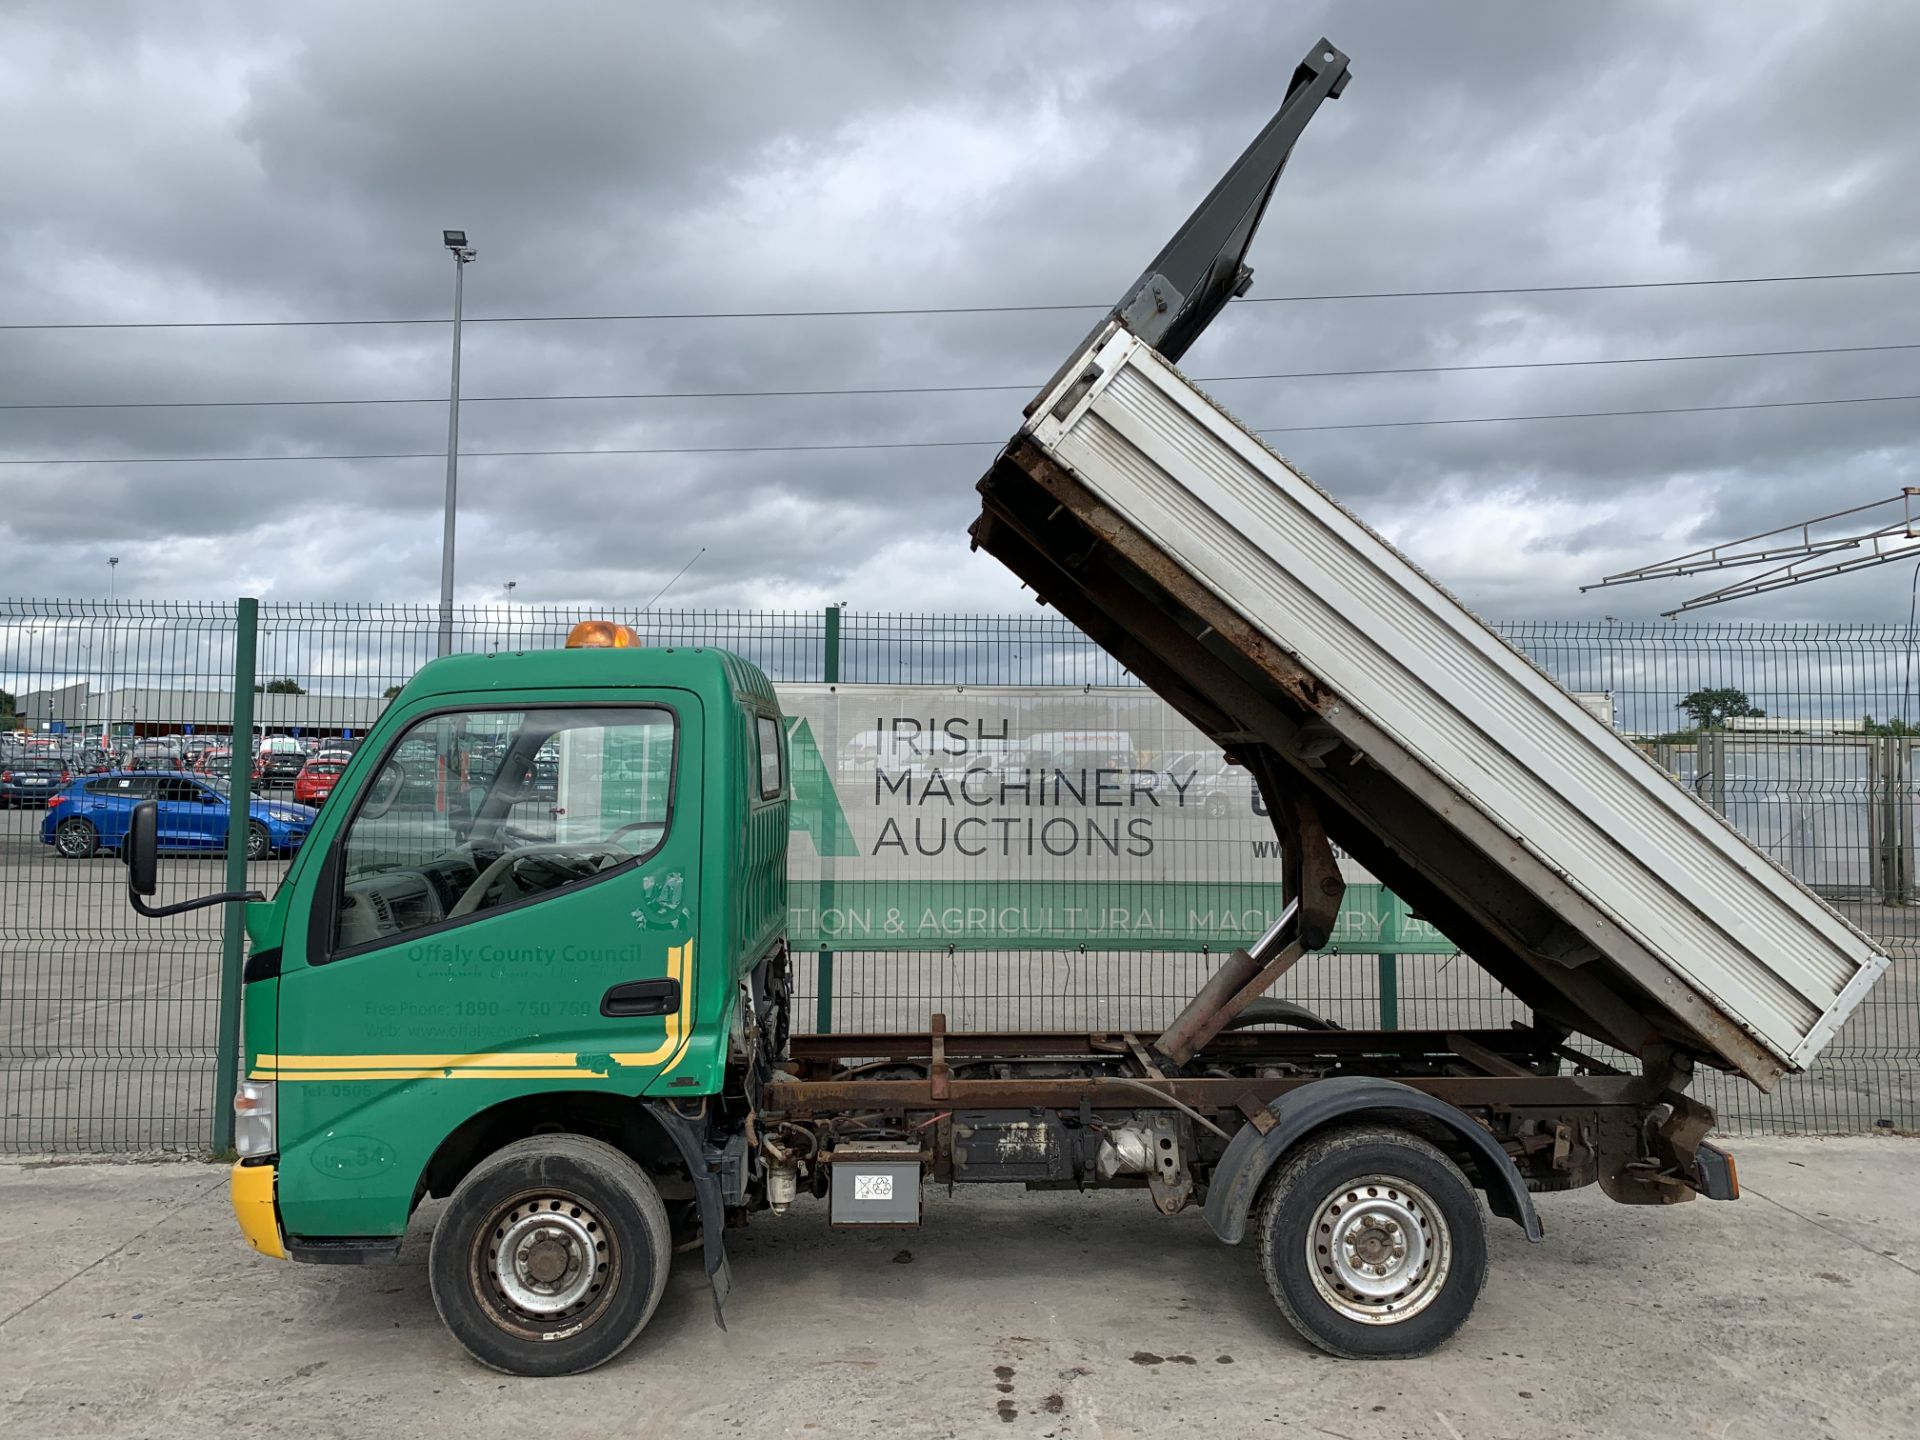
[54,817,99,858]
[244,821,272,861]
[1256,1126,1488,1359]
[429,1134,672,1376]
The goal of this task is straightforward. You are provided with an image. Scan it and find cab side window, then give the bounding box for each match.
[331,706,677,956]
[756,715,783,801]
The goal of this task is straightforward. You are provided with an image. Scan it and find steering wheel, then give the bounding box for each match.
[444,841,620,920]
[359,761,410,818]
[607,818,665,848]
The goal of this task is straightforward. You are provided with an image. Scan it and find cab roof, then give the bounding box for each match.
[398,645,780,711]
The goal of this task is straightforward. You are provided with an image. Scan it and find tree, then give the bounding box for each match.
[1676,687,1765,730]
[254,678,307,695]
[382,684,404,700]
[0,688,14,728]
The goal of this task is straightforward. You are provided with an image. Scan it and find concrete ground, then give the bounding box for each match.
[0,1137,1914,1439]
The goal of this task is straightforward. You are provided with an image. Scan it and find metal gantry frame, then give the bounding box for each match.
[1583,488,1920,615]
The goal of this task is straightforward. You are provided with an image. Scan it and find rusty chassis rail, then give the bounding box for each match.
[785,1026,1613,1067]
[763,1071,1655,1118]
[769,1021,1658,1120]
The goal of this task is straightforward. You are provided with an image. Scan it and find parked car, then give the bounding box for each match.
[253,737,309,790]
[0,759,73,807]
[125,738,186,771]
[40,772,316,860]
[292,756,348,807]
[192,747,233,775]
[1186,754,1256,818]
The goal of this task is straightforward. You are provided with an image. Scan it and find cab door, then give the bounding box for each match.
[268,696,700,1240]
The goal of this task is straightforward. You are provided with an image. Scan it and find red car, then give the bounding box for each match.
[292,756,347,807]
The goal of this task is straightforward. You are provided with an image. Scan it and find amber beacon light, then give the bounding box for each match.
[565,620,640,648]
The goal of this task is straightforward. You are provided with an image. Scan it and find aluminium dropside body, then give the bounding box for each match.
[973,315,1887,1096]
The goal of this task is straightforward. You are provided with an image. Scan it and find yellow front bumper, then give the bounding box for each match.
[230,1160,288,1260]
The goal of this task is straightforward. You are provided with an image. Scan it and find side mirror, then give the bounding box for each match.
[199,791,221,805]
[124,797,265,919]
[125,799,159,898]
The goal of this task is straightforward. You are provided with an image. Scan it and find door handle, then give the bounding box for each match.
[601,978,681,1018]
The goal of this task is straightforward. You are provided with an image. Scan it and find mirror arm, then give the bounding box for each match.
[129,887,266,919]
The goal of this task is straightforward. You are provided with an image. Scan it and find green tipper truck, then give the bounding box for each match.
[124,38,1885,1376]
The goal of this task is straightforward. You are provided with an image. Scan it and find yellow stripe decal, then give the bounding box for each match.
[255,940,696,1081]
[609,940,692,1068]
[267,1068,604,1082]
[254,1052,580,1069]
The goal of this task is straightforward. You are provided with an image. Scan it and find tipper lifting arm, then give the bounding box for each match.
[1156,773,1344,1065]
[1032,35,1349,415]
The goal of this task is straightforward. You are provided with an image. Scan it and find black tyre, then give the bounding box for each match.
[1256,1126,1488,1359]
[429,1134,672,1376]
[245,821,272,861]
[53,817,99,858]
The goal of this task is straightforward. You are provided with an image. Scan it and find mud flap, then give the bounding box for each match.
[647,1103,733,1329]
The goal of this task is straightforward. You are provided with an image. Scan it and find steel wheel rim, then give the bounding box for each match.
[1305,1173,1451,1325]
[471,1191,620,1340]
[56,822,94,856]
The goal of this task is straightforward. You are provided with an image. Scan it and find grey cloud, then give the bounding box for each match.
[2,0,1917,630]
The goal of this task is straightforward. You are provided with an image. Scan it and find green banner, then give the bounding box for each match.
[787,879,1453,953]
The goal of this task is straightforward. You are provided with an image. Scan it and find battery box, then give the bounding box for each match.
[828,1140,922,1227]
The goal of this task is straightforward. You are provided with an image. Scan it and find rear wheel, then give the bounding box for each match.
[1256,1126,1487,1359]
[53,817,98,858]
[429,1134,672,1376]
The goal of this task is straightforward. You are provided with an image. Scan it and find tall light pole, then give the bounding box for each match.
[103,557,118,744]
[437,229,478,657]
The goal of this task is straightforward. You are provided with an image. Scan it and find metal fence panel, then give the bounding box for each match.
[2,602,1915,1150]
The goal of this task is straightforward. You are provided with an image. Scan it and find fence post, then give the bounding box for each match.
[1899,737,1914,906]
[1377,954,1399,1029]
[816,604,841,1033]
[212,597,259,1154]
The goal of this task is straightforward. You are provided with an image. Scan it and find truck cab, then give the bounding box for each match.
[225,626,790,1372]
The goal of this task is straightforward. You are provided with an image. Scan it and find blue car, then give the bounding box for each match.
[40,771,316,860]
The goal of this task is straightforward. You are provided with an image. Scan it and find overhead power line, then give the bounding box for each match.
[4,390,1918,466]
[4,339,1917,412]
[1,267,1916,332]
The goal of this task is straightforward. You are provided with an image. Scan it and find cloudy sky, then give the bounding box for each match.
[3,0,1918,623]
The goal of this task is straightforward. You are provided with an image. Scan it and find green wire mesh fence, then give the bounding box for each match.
[1,601,1914,1149]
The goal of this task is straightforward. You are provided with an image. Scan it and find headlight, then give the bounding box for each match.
[234,1080,276,1158]
[267,809,301,823]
